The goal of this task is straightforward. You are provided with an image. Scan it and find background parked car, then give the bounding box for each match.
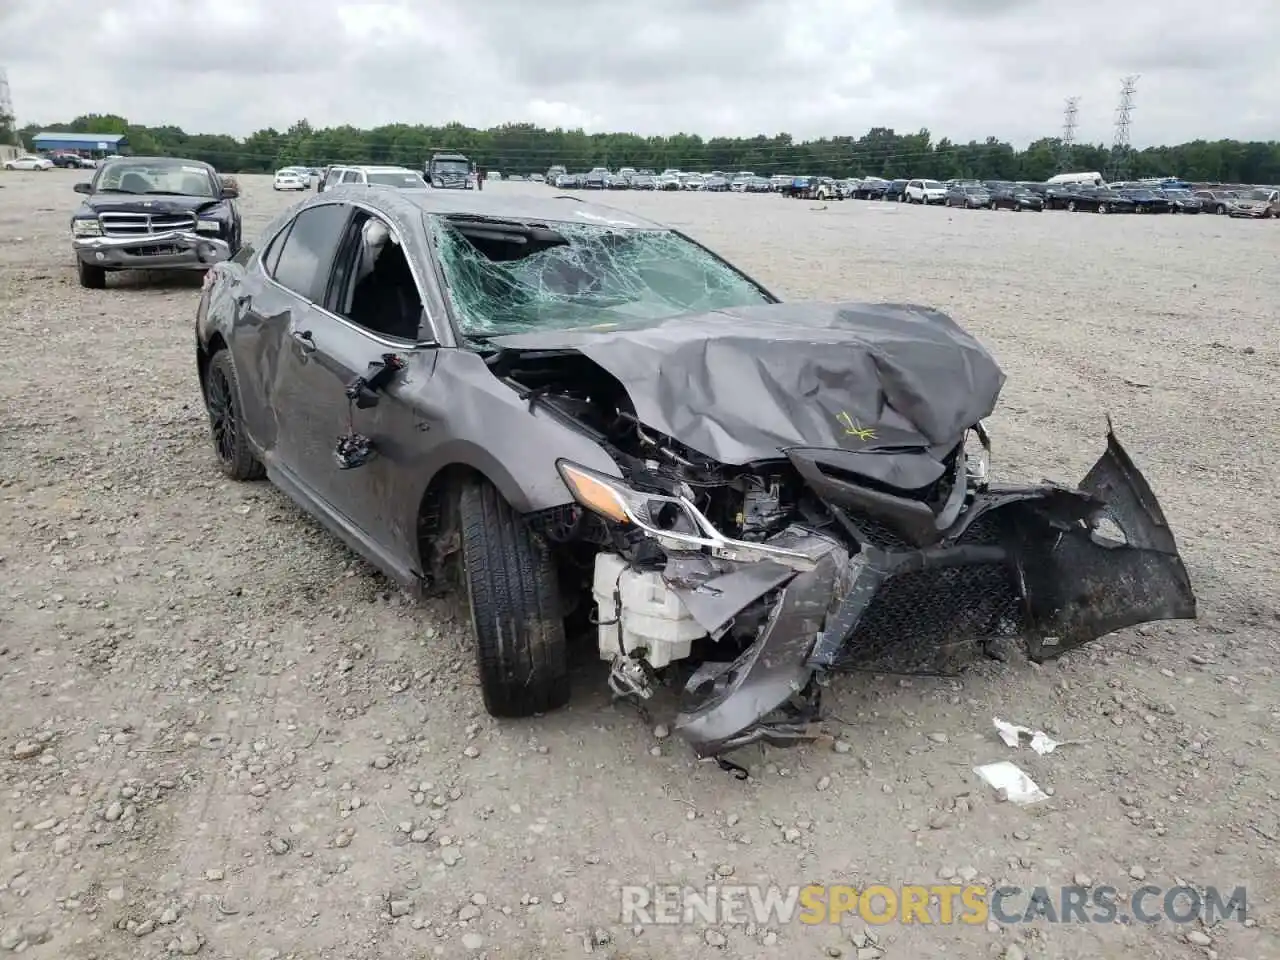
[1194,190,1239,215]
[1064,187,1136,214]
[905,179,947,204]
[1226,188,1279,218]
[990,184,1044,211]
[1117,187,1172,213]
[1160,188,1202,213]
[944,184,991,209]
[3,154,53,171]
[856,178,890,200]
[273,168,310,191]
[883,179,909,202]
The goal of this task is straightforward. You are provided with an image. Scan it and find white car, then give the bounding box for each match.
[3,155,54,171]
[273,168,309,191]
[905,179,947,205]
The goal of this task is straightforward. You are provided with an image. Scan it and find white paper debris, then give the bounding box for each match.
[974,761,1049,805]
[993,716,1062,755]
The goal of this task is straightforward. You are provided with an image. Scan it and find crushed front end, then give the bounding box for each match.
[73,219,231,271]
[545,421,1195,758]
[482,298,1197,759]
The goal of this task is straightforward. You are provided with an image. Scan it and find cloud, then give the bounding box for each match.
[1,0,1275,147]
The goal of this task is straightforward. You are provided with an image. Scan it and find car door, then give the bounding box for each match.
[256,201,355,486]
[224,218,299,456]
[272,204,438,580]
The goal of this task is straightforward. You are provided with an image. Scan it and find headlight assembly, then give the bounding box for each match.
[556,460,817,569]
[72,219,101,237]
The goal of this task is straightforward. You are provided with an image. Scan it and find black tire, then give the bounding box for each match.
[456,479,570,718]
[204,350,265,481]
[1067,200,1077,212]
[77,260,107,289]
[1098,203,1110,214]
[1216,204,1227,215]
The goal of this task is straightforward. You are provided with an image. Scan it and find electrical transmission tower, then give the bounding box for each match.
[1109,75,1139,181]
[1059,96,1080,170]
[0,68,16,144]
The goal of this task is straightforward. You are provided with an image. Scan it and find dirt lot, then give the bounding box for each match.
[1,170,1278,960]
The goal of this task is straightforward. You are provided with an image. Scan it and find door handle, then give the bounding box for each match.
[291,330,316,353]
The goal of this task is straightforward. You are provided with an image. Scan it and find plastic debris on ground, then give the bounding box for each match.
[973,761,1049,805]
[993,716,1063,755]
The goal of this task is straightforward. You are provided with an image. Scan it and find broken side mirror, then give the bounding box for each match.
[221,185,240,200]
[74,182,91,195]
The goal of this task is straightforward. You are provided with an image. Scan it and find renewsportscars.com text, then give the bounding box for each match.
[620,883,1247,927]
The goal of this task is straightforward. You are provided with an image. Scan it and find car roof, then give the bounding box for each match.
[100,155,211,167]
[334,165,420,174]
[319,184,668,230]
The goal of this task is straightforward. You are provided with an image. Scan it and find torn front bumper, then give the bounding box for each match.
[73,230,231,270]
[672,428,1197,757]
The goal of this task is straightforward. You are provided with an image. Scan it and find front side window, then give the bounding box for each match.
[429,216,773,339]
[328,212,426,342]
[270,204,351,302]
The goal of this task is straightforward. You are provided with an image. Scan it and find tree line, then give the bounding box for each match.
[20,113,1280,185]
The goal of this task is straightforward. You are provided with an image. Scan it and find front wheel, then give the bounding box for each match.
[1098,203,1110,214]
[77,260,107,289]
[1216,204,1227,215]
[1067,200,1077,212]
[456,479,570,718]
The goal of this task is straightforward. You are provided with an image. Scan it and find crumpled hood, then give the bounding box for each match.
[491,301,1006,465]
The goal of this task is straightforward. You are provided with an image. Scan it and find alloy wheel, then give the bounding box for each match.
[206,368,237,465]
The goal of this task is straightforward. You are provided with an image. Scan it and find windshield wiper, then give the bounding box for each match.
[95,188,140,194]
[145,190,211,197]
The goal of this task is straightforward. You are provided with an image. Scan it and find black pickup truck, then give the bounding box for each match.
[69,156,240,289]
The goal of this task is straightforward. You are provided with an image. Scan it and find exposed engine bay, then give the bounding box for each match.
[483,306,1198,759]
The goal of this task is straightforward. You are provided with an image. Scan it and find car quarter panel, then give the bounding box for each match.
[392,347,625,560]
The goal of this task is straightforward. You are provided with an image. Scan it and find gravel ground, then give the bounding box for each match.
[1,171,1278,960]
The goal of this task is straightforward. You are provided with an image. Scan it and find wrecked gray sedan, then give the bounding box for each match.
[195,186,1196,758]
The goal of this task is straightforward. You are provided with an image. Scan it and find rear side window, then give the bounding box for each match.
[270,204,350,302]
[342,170,362,184]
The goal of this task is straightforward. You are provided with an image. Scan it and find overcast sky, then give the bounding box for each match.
[1,0,1274,148]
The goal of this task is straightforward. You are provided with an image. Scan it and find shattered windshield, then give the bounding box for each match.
[95,160,215,197]
[429,216,772,337]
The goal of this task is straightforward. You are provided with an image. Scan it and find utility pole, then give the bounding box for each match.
[0,68,16,145]
[1059,96,1080,171]
[1109,75,1138,182]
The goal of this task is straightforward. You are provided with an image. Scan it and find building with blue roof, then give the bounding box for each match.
[30,132,127,154]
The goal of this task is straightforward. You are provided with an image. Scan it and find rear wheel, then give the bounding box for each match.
[204,350,265,481]
[77,260,107,289]
[456,479,570,718]
[1067,200,1077,212]
[1098,202,1110,214]
[1216,204,1227,215]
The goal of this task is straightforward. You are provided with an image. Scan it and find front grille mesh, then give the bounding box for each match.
[99,212,196,237]
[834,561,1023,675]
